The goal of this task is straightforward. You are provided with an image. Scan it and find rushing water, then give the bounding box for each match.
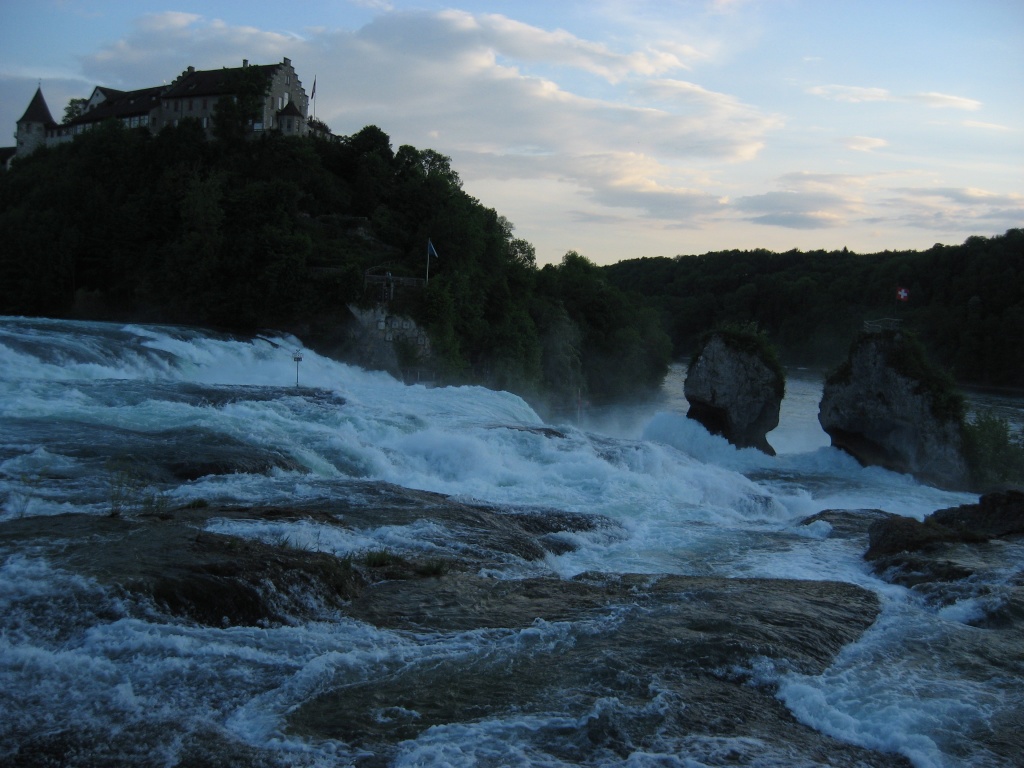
[1,317,1021,767]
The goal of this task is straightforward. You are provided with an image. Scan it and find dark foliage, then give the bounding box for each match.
[0,121,669,408]
[604,231,1024,388]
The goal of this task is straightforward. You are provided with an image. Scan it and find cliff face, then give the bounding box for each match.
[818,333,970,489]
[684,333,784,455]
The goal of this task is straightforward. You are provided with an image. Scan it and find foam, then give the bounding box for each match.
[776,598,1017,768]
[3,318,1022,766]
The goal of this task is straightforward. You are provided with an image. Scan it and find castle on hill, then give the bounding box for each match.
[4,57,320,168]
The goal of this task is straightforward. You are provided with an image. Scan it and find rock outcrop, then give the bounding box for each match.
[818,331,970,488]
[865,490,1024,562]
[0,494,910,768]
[684,330,784,455]
[862,491,1024,637]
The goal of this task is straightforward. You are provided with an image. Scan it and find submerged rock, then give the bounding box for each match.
[0,491,909,768]
[931,489,1024,538]
[866,490,1024,562]
[864,491,1024,631]
[818,331,970,489]
[300,572,902,767]
[684,330,784,455]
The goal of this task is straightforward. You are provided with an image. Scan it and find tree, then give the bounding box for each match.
[212,67,271,144]
[63,98,88,124]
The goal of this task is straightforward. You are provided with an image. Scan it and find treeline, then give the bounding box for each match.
[0,119,670,408]
[604,231,1024,389]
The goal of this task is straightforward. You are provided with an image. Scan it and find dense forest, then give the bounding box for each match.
[0,118,670,410]
[604,231,1024,389]
[2,108,1020,404]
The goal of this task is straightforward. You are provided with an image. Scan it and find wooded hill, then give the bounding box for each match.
[0,120,670,409]
[603,230,1024,389]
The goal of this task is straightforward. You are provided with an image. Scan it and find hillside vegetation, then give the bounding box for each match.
[0,120,669,409]
[604,230,1024,389]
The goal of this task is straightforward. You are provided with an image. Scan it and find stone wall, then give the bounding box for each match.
[346,305,434,380]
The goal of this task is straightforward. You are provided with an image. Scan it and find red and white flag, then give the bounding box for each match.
[896,287,909,302]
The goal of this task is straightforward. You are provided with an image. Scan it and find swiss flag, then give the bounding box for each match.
[896,287,909,302]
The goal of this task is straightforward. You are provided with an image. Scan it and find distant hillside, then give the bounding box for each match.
[0,120,670,409]
[604,231,1024,389]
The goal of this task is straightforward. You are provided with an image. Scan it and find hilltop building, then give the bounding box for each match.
[5,57,317,168]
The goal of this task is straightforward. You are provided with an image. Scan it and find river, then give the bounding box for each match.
[1,318,1021,767]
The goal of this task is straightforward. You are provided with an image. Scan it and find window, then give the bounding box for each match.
[202,98,207,110]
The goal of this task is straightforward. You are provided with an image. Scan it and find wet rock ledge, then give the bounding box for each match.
[0,485,911,768]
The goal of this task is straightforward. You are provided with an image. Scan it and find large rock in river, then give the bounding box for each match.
[818,331,970,489]
[684,330,784,455]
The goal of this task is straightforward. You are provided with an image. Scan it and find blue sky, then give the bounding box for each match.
[3,0,1022,265]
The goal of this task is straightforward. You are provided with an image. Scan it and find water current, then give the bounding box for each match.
[1,317,1021,767]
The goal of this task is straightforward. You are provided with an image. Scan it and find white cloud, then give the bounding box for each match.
[136,12,201,33]
[844,136,888,152]
[462,12,692,82]
[7,6,1019,262]
[864,186,1024,232]
[808,84,981,111]
[807,84,892,103]
[348,0,393,10]
[733,190,856,229]
[963,120,1011,131]
[67,10,777,235]
[79,12,303,86]
[911,92,981,111]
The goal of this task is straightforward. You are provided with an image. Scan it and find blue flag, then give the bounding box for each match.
[427,239,439,259]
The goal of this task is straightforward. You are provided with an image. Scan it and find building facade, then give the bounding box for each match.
[7,57,311,166]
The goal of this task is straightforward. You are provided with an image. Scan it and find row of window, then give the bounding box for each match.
[170,98,212,113]
[37,111,304,141]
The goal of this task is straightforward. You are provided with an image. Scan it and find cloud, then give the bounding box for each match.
[808,84,981,110]
[65,10,778,233]
[79,12,303,86]
[963,120,1011,131]
[462,12,693,82]
[875,187,1024,231]
[806,84,892,103]
[348,0,394,9]
[733,190,854,229]
[297,12,778,225]
[775,171,876,191]
[911,92,981,111]
[844,135,888,152]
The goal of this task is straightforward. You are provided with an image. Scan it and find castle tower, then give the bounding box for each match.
[16,87,57,158]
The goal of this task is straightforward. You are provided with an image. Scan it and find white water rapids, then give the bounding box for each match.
[1,317,1021,767]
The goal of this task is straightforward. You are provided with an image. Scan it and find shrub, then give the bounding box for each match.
[364,549,395,568]
[963,411,1024,490]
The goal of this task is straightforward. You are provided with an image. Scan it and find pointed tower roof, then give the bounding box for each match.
[18,87,57,127]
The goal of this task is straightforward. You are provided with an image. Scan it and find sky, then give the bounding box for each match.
[2,0,1022,266]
